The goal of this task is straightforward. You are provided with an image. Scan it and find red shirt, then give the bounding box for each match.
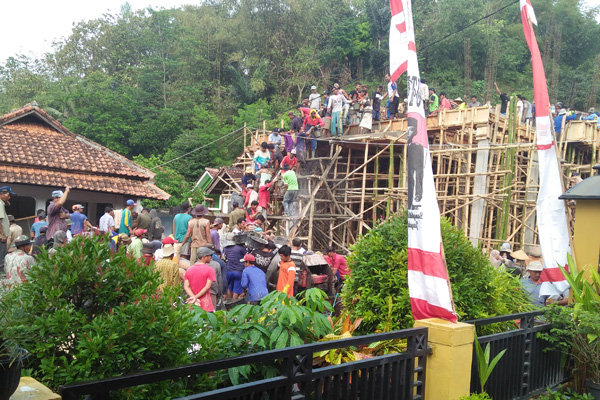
[276,260,297,297]
[440,97,452,111]
[258,182,273,208]
[298,107,311,119]
[302,115,325,131]
[325,254,349,279]
[281,156,297,169]
[184,264,216,312]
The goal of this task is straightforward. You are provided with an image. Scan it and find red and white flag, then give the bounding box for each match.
[520,0,570,297]
[390,0,457,322]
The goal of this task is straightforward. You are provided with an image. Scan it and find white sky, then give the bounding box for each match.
[1,0,599,63]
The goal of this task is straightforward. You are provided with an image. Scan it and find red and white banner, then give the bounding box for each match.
[390,0,457,322]
[520,0,570,297]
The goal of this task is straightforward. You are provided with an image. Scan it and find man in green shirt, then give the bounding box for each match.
[428,88,439,114]
[173,202,192,260]
[282,164,299,216]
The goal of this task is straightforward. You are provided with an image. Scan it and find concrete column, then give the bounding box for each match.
[13,377,60,399]
[469,125,490,247]
[414,318,475,400]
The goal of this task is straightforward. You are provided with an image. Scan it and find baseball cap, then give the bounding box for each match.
[119,233,131,243]
[247,183,254,188]
[7,215,15,222]
[0,186,16,195]
[73,204,84,210]
[212,217,224,226]
[126,199,135,206]
[240,254,256,263]
[162,236,177,245]
[311,85,317,90]
[134,228,147,237]
[291,149,297,154]
[500,242,511,252]
[196,247,215,258]
[51,190,64,198]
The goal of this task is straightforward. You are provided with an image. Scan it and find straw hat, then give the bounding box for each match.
[510,249,529,261]
[527,261,543,271]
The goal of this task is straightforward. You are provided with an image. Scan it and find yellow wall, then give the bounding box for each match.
[573,200,600,279]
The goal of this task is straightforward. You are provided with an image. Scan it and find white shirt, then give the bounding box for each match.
[99,213,115,233]
[248,190,259,205]
[327,94,350,113]
[420,83,429,104]
[517,100,524,118]
[387,81,399,98]
[309,92,321,110]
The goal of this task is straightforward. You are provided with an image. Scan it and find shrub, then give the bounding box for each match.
[342,211,532,334]
[4,235,197,398]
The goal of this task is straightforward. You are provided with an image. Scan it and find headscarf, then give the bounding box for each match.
[53,230,67,246]
[489,250,500,268]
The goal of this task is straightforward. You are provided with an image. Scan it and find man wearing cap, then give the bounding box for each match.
[327,87,351,137]
[30,212,48,239]
[4,235,35,285]
[309,85,321,110]
[7,215,23,252]
[129,228,147,259]
[182,204,212,265]
[184,247,217,312]
[210,218,224,251]
[119,199,135,235]
[154,243,181,291]
[70,204,93,235]
[223,235,247,300]
[99,207,116,234]
[520,261,545,307]
[268,128,283,146]
[553,108,577,139]
[241,254,268,305]
[243,184,258,207]
[242,167,256,196]
[47,187,71,239]
[281,149,298,171]
[282,164,299,216]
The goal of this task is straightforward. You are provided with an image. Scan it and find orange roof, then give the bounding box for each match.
[0,104,170,200]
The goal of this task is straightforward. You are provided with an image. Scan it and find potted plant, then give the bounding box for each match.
[540,255,600,398]
[0,285,27,400]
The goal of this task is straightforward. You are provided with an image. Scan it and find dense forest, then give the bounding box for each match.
[0,0,598,204]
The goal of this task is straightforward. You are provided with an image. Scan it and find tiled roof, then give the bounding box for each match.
[205,168,220,178]
[0,104,170,200]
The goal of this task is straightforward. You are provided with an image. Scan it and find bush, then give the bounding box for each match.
[342,211,532,334]
[4,236,197,398]
[460,394,492,400]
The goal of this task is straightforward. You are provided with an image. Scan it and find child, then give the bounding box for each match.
[276,245,296,297]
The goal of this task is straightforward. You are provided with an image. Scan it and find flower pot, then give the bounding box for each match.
[587,378,600,400]
[0,351,25,400]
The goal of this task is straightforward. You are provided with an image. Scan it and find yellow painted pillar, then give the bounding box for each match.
[572,200,600,280]
[414,318,474,400]
[13,377,61,399]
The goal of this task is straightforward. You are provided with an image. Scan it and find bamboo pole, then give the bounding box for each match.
[387,140,394,217]
[358,142,370,237]
[374,148,379,223]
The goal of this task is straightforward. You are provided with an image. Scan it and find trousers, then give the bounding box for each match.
[331,111,342,137]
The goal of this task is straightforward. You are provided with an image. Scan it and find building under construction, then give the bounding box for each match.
[204,106,599,253]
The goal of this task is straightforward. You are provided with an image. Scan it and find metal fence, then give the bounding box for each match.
[60,327,428,400]
[467,311,565,400]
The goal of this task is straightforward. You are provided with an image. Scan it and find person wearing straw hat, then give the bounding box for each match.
[452,97,466,110]
[154,244,181,292]
[509,249,529,277]
[182,204,212,265]
[4,235,35,284]
[520,261,545,307]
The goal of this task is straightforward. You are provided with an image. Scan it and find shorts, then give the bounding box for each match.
[227,270,243,294]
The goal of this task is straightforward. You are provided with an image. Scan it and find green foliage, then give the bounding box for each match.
[540,255,600,392]
[342,211,532,335]
[3,236,197,397]
[537,387,594,400]
[474,337,506,393]
[190,288,333,385]
[459,393,492,400]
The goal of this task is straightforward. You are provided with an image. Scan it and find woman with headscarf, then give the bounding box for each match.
[302,109,325,159]
[488,249,501,268]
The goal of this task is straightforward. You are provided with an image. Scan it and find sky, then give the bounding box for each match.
[1,0,599,63]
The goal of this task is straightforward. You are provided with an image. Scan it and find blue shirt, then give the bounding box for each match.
[520,277,545,307]
[223,244,246,273]
[296,131,307,152]
[30,221,48,238]
[70,212,88,235]
[241,265,268,302]
[553,113,577,134]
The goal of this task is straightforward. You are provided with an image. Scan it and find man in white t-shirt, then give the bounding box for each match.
[420,78,429,115]
[516,95,524,122]
[308,85,321,110]
[383,74,400,119]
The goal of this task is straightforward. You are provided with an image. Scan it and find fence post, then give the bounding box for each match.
[414,318,474,400]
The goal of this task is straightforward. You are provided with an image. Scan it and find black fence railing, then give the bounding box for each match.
[60,327,428,400]
[466,311,565,400]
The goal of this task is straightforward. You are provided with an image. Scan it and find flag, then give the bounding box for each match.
[390,0,457,322]
[520,0,570,297]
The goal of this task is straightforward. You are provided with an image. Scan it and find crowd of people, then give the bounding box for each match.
[488,242,568,308]
[0,184,350,313]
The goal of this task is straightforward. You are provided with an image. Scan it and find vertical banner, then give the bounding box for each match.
[520,0,570,297]
[390,0,457,322]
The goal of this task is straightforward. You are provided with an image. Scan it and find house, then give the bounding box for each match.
[202,167,244,213]
[0,103,169,230]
